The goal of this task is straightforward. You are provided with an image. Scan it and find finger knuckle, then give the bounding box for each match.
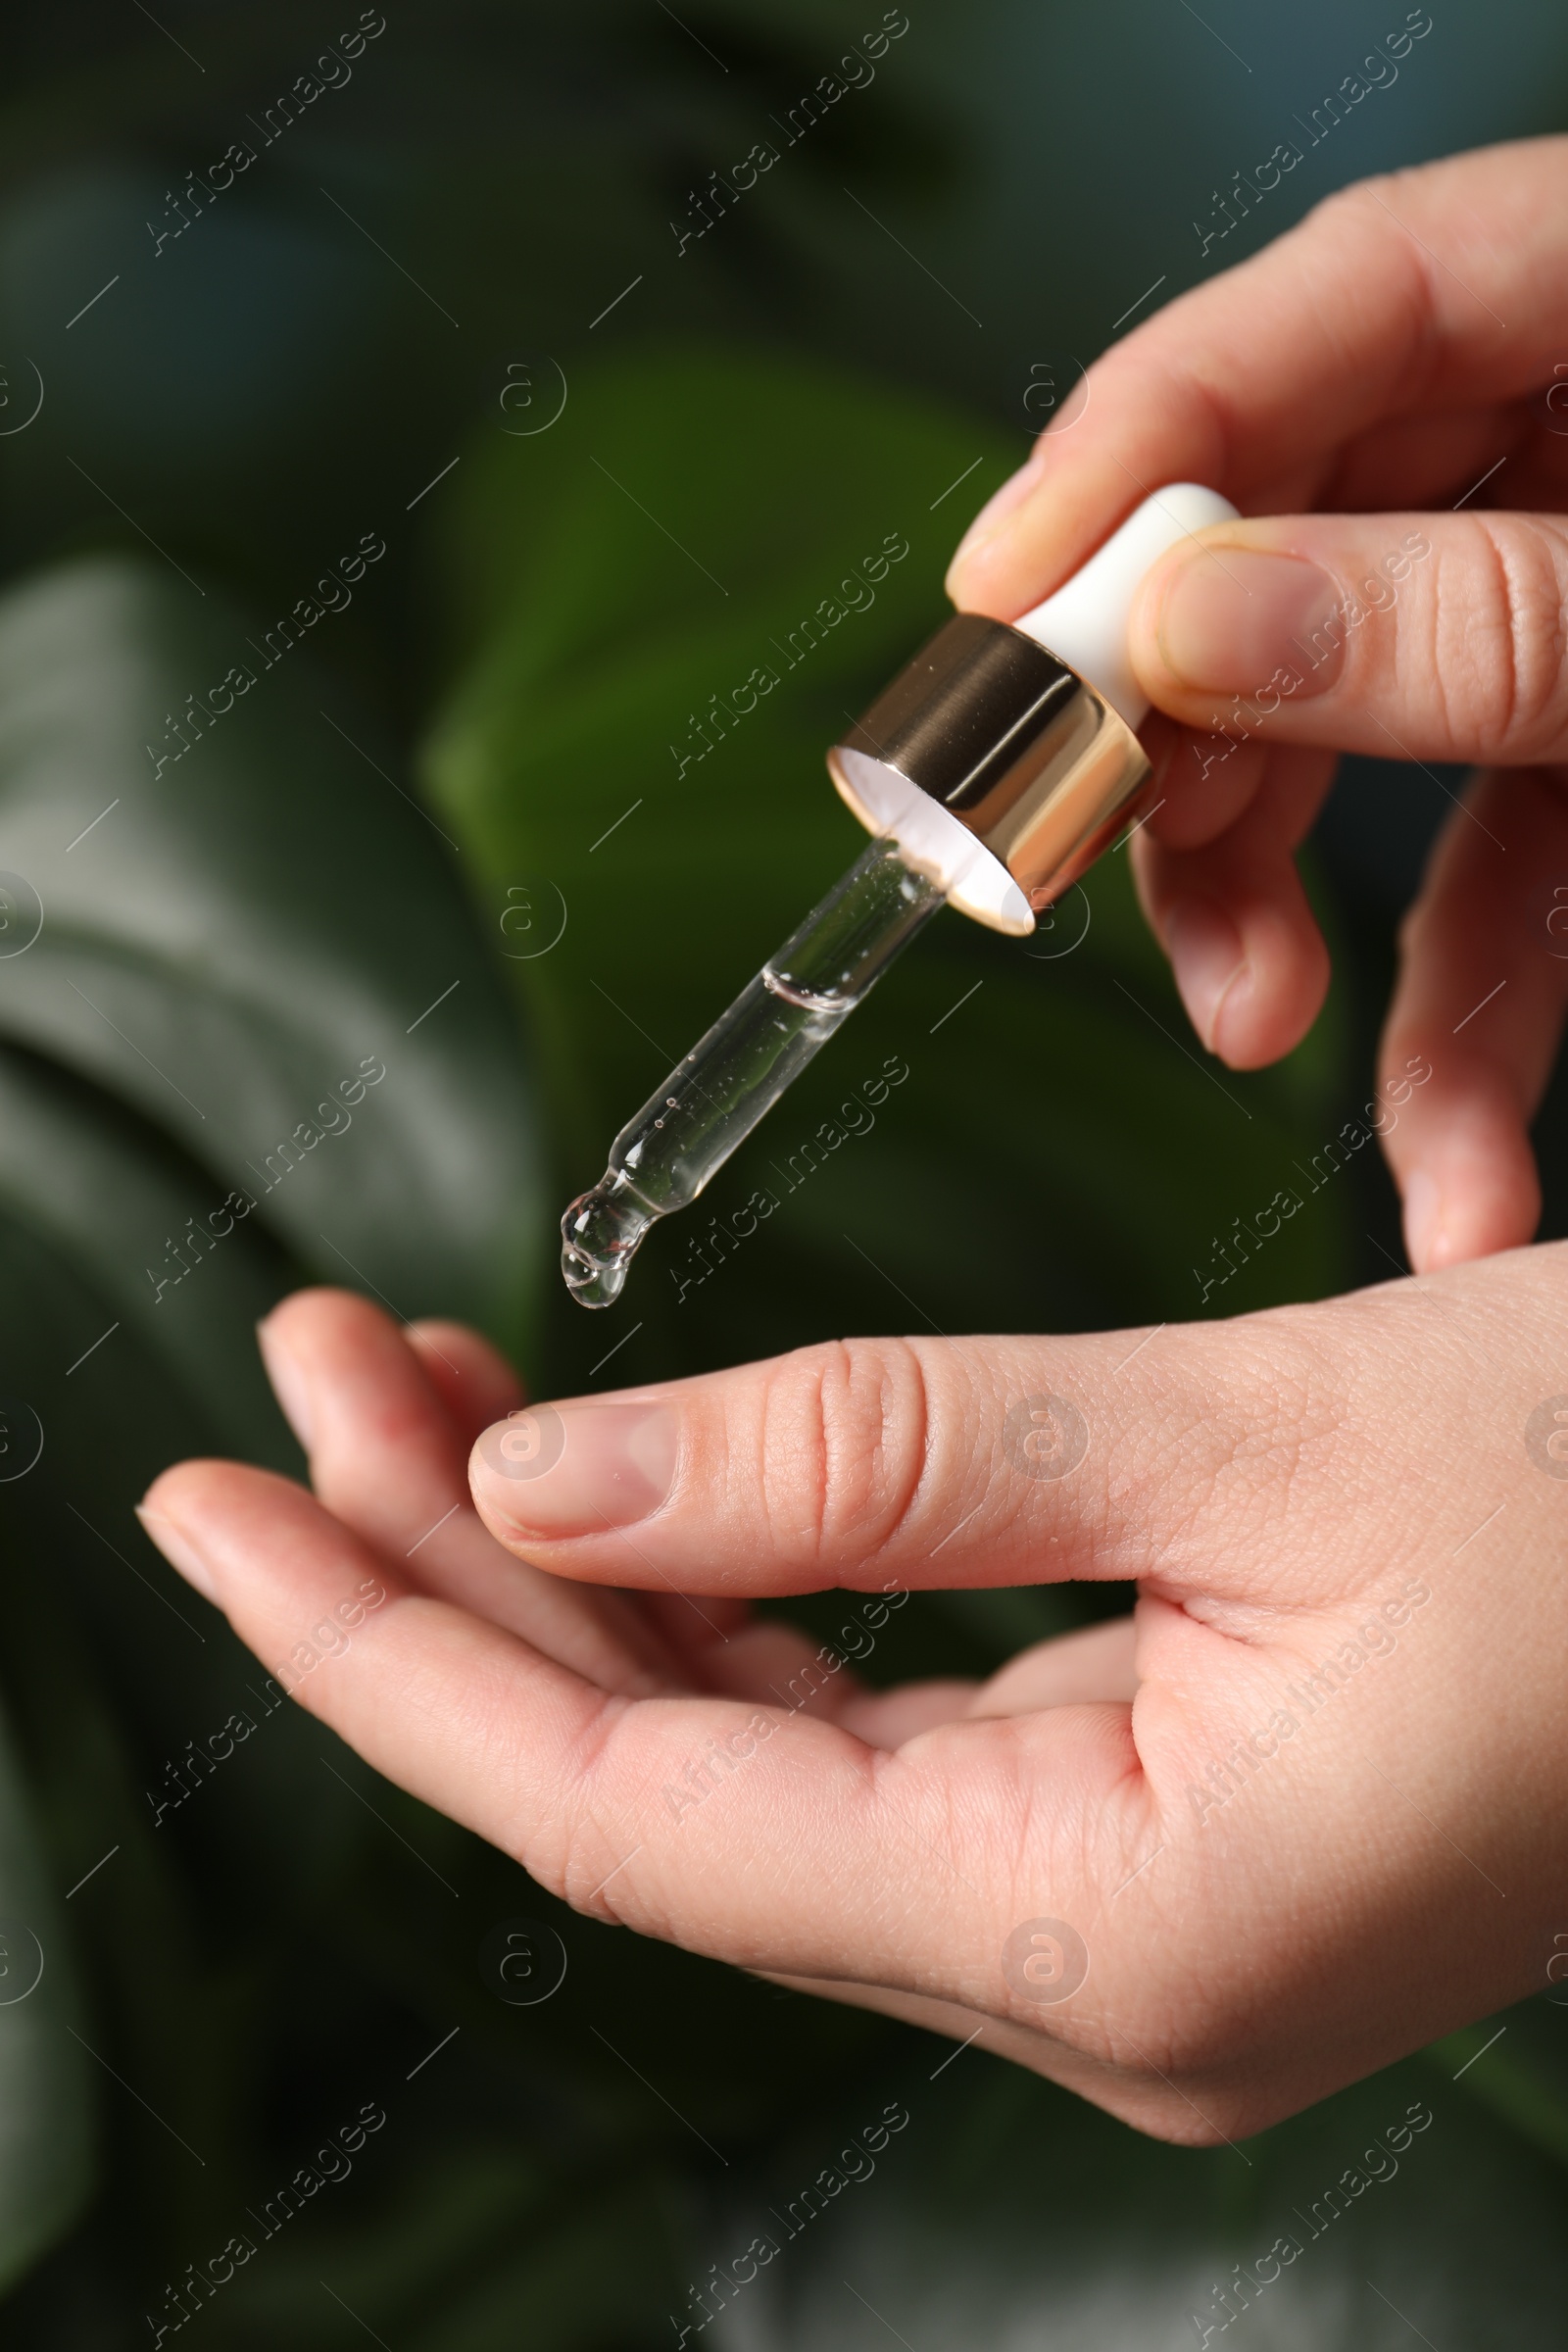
[1428,515,1568,760]
[1305,176,1392,246]
[1305,183,1435,356]
[756,1337,928,1575]
[1394,888,1428,961]
[1303,177,1455,402]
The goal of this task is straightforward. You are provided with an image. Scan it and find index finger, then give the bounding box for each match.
[948,135,1568,621]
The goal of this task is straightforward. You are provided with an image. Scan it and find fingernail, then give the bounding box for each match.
[1152,547,1345,696]
[470,1400,677,1538]
[135,1504,220,1603]
[946,458,1044,580]
[257,1314,313,1450]
[1401,1168,1444,1270]
[1164,897,1248,1054]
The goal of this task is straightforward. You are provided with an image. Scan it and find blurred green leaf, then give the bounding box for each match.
[1428,1996,1568,2174]
[0,544,557,2323]
[0,556,543,1348]
[0,1043,294,1464]
[0,1686,92,2297]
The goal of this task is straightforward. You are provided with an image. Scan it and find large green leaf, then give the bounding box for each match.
[0,556,542,1348]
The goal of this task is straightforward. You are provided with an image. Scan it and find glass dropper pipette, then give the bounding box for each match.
[560,483,1240,1308]
[561,836,945,1306]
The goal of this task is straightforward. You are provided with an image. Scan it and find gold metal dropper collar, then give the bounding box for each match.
[827,613,1151,937]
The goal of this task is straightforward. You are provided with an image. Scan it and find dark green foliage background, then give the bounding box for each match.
[0,3,1564,2345]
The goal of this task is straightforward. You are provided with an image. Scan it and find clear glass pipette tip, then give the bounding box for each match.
[561,837,946,1307]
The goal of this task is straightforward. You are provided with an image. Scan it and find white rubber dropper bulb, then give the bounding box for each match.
[1012,481,1240,725]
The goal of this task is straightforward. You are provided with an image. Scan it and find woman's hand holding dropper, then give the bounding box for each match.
[949,135,1568,1274]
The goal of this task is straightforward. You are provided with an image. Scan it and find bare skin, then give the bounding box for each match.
[949,135,1568,1274]
[142,139,1568,2143]
[143,1250,1568,2145]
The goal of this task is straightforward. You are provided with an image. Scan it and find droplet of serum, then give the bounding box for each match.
[560,1175,656,1308]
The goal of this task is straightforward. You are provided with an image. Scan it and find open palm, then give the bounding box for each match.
[141,1260,1566,2145]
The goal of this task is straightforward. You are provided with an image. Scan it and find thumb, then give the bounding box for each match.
[466,1328,1322,1603]
[1126,511,1568,766]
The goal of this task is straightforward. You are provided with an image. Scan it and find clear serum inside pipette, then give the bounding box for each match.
[561,838,945,1307]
